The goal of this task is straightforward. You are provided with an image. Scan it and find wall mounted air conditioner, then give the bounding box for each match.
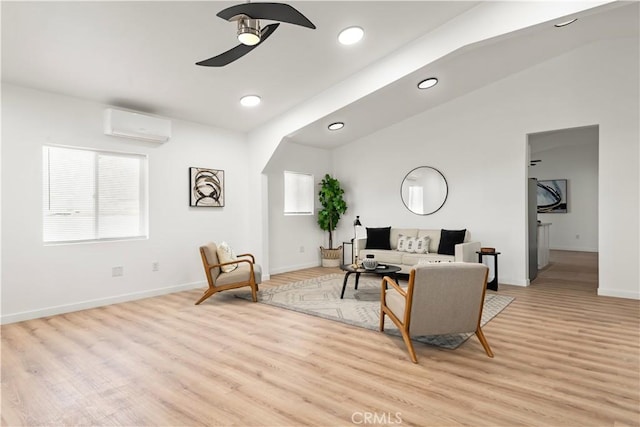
[104,108,171,143]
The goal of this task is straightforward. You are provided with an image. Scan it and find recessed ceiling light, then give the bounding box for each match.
[338,27,364,45]
[417,77,438,90]
[328,122,344,131]
[554,18,578,28]
[240,95,261,107]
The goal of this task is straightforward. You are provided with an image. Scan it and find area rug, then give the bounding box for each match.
[236,273,514,349]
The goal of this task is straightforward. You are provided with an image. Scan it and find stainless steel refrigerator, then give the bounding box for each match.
[528,178,538,281]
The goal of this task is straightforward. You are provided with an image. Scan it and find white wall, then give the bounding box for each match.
[1,84,253,323]
[530,126,599,252]
[246,2,613,275]
[3,15,637,327]
[264,141,332,274]
[331,37,638,298]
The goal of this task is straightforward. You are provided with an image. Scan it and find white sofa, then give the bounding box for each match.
[355,228,480,274]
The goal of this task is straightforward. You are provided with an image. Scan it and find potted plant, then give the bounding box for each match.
[318,174,348,267]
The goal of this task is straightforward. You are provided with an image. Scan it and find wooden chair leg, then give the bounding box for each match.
[195,288,216,305]
[475,327,494,358]
[399,326,418,363]
[250,282,258,302]
[379,308,386,331]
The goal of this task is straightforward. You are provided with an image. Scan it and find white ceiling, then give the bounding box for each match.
[2,1,638,149]
[288,1,639,148]
[1,1,477,132]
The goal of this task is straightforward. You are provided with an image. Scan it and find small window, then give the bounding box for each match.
[284,171,314,215]
[43,145,148,243]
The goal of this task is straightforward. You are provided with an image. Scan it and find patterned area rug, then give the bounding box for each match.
[237,273,514,349]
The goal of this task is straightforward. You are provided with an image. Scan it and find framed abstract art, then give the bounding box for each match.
[537,179,567,213]
[189,167,224,207]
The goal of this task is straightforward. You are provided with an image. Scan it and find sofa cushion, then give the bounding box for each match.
[437,229,467,255]
[402,252,455,265]
[405,236,417,253]
[365,227,391,250]
[417,229,442,254]
[397,234,410,252]
[405,236,428,253]
[414,236,430,254]
[359,249,403,265]
[390,228,418,249]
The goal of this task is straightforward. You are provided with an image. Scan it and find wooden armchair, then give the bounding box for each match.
[196,242,261,305]
[380,262,492,363]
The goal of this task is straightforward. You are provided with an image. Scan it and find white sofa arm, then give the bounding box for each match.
[455,241,481,262]
[354,238,367,259]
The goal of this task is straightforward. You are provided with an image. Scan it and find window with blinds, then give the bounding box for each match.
[43,146,148,243]
[284,171,314,215]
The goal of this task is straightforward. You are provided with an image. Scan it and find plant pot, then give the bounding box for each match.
[320,246,342,268]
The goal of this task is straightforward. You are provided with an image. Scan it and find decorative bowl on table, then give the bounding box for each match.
[362,259,378,270]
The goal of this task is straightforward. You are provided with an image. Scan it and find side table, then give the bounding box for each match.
[477,251,500,291]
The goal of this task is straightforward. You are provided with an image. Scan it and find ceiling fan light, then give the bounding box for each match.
[338,26,364,45]
[418,77,438,90]
[238,18,261,46]
[240,95,261,107]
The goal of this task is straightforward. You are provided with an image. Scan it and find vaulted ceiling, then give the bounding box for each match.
[3,1,638,149]
[1,1,477,131]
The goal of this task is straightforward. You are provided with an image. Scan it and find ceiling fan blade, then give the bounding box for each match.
[217,2,316,29]
[196,23,279,67]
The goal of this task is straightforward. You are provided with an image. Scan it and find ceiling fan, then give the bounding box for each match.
[196,2,316,67]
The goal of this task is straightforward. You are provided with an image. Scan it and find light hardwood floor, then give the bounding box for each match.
[2,251,639,426]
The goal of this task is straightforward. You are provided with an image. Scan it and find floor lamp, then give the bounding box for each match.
[351,216,362,264]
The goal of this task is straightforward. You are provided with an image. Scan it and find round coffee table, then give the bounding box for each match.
[340,264,402,299]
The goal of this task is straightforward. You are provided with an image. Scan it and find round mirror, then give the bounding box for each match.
[400,166,448,215]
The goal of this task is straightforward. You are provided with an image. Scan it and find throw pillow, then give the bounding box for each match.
[405,236,417,253]
[414,236,430,254]
[365,227,391,250]
[396,234,409,252]
[217,241,238,273]
[437,229,467,256]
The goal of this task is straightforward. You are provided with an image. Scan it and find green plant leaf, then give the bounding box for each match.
[317,174,348,249]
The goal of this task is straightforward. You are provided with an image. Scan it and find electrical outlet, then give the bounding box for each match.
[576,234,580,239]
[112,266,123,277]
[152,262,160,272]
[299,246,305,253]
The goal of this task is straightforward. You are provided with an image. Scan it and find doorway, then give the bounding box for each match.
[526,125,599,290]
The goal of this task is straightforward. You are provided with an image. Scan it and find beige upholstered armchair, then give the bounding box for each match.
[196,242,262,305]
[380,262,493,363]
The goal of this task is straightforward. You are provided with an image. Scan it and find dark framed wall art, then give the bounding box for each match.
[537,179,567,213]
[189,167,224,207]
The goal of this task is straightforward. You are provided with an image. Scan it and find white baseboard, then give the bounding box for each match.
[1,281,204,325]
[597,288,640,300]
[499,276,529,287]
[550,246,598,252]
[269,261,321,276]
